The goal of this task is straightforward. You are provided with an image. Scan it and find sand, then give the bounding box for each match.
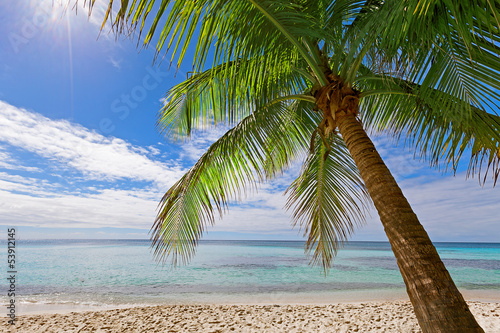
[1,301,499,333]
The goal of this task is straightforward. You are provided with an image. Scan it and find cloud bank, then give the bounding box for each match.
[0,101,184,187]
[0,100,498,242]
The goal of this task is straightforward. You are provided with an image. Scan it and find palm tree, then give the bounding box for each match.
[91,1,500,332]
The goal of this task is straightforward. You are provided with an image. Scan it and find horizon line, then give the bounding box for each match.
[4,238,500,244]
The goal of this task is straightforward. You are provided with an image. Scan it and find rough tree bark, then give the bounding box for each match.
[336,112,484,332]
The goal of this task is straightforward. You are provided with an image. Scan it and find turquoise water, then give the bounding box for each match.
[1,240,499,307]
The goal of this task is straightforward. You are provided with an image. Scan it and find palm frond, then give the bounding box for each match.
[285,134,370,270]
[341,1,500,86]
[157,57,312,140]
[88,1,500,271]
[358,75,500,184]
[91,0,332,83]
[262,99,320,178]
[152,100,315,265]
[349,0,500,184]
[356,0,500,64]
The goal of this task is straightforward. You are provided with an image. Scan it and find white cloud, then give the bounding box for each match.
[0,147,41,172]
[397,175,499,241]
[176,126,231,161]
[350,138,500,242]
[148,145,161,156]
[0,101,184,188]
[108,56,122,69]
[0,172,60,197]
[0,185,161,229]
[0,101,231,232]
[371,135,425,180]
[0,100,497,242]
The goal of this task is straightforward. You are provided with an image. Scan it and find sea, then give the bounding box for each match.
[1,240,499,313]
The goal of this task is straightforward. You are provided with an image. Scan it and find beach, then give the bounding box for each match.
[2,240,498,332]
[2,301,499,332]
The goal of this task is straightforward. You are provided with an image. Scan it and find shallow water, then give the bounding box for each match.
[1,240,499,310]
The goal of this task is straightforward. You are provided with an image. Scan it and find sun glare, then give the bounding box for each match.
[23,0,111,42]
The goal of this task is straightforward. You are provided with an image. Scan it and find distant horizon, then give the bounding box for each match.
[5,237,500,245]
[4,224,500,243]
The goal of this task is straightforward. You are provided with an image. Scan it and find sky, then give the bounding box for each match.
[0,0,498,242]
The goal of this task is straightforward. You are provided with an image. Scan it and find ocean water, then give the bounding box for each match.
[1,240,499,309]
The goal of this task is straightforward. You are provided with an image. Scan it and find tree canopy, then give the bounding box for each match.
[90,0,500,268]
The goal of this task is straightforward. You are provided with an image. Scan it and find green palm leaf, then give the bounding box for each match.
[91,0,500,265]
[347,0,500,184]
[157,57,311,140]
[152,101,316,265]
[285,134,369,270]
[98,0,331,83]
[358,73,500,184]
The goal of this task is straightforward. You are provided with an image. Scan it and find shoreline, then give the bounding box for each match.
[5,289,500,316]
[2,300,499,332]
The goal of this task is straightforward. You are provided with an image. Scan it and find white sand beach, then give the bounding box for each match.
[2,301,499,332]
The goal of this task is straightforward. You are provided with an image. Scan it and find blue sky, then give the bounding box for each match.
[0,0,498,242]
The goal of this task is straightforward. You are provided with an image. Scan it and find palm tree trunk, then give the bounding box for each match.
[336,113,484,332]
